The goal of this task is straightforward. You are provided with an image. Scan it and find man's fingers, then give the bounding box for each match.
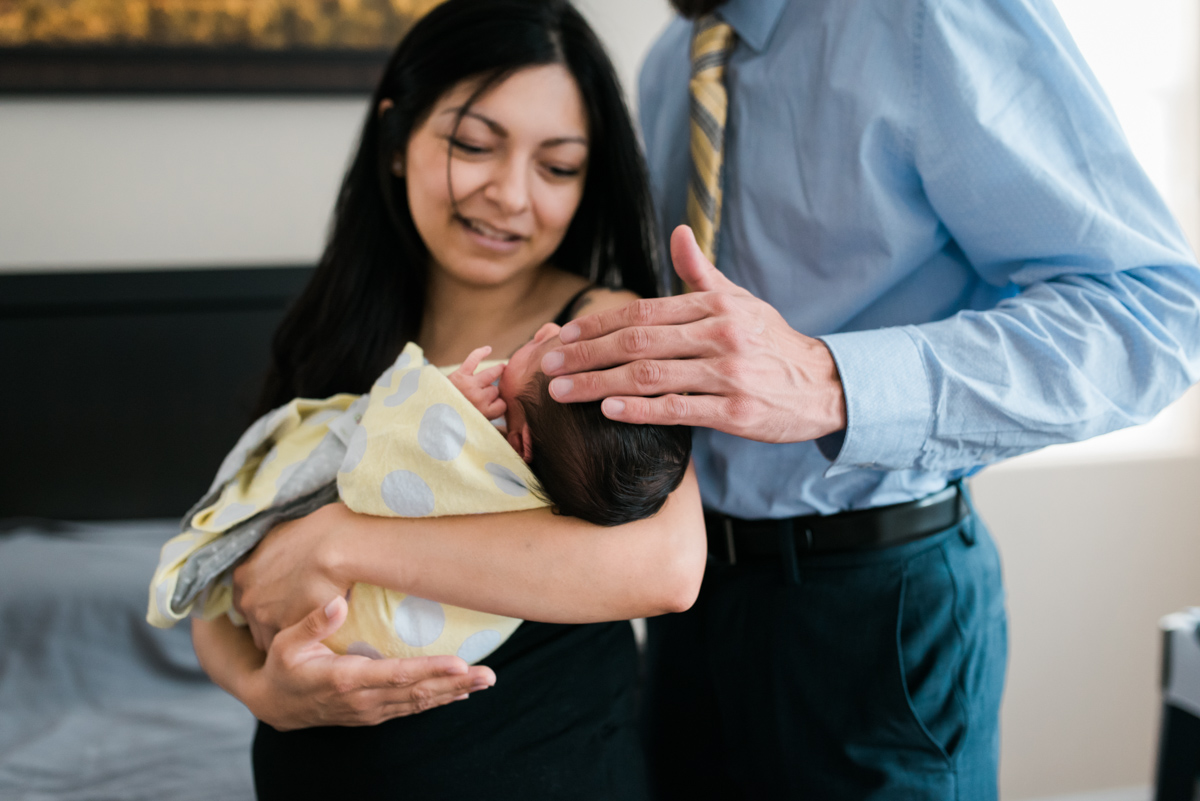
[554,292,715,350]
[545,317,721,379]
[670,225,740,294]
[548,355,725,403]
[601,393,732,428]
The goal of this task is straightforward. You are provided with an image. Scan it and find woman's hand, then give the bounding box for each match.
[233,502,357,650]
[194,597,495,731]
[540,225,847,443]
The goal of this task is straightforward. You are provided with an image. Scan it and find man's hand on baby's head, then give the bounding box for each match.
[450,346,507,421]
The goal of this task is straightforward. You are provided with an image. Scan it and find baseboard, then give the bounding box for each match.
[1012,785,1150,801]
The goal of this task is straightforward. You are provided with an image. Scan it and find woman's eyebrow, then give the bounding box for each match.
[442,107,506,136]
[441,107,587,147]
[542,136,588,147]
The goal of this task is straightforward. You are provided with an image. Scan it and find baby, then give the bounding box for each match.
[449,322,691,526]
[149,322,691,662]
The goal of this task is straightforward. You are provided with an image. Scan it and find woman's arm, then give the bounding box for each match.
[192,596,496,730]
[233,464,706,649]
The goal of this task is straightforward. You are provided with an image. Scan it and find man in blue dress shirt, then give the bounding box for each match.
[542,0,1200,796]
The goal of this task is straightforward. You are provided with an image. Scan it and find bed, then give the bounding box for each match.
[0,266,311,800]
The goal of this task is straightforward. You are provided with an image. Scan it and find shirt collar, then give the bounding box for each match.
[716,0,788,53]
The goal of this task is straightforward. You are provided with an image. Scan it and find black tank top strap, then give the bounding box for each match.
[552,285,597,327]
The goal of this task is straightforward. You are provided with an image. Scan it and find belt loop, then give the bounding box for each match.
[955,480,977,546]
[778,519,801,586]
[723,517,737,566]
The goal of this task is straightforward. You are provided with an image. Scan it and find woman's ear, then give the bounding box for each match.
[377,98,405,177]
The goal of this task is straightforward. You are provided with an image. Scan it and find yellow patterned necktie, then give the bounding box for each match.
[687,15,737,265]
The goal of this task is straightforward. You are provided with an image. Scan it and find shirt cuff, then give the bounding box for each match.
[817,326,932,475]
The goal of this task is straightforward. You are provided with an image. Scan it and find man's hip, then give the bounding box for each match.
[642,501,1008,800]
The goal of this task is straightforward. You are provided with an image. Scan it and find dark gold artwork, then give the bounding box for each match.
[0,0,444,49]
[0,0,445,92]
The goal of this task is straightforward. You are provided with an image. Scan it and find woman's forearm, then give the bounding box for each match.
[192,615,264,701]
[329,464,707,623]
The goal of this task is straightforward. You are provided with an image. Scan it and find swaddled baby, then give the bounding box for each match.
[148,322,691,664]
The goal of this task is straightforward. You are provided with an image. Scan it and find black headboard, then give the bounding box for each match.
[0,266,313,520]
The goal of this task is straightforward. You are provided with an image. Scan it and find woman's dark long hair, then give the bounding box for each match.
[256,0,661,414]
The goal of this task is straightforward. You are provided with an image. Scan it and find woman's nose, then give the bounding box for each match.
[484,155,531,215]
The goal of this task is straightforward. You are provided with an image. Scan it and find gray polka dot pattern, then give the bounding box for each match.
[418,403,466,461]
[393,596,445,647]
[485,462,529,496]
[380,470,435,516]
[274,461,302,491]
[375,367,396,389]
[259,447,279,468]
[158,538,194,567]
[306,409,341,427]
[374,351,413,389]
[456,629,503,663]
[385,368,421,407]
[346,641,385,660]
[340,426,369,473]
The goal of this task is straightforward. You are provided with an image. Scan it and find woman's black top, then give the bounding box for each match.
[253,287,649,800]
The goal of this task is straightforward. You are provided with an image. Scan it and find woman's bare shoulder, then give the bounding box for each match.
[568,287,639,320]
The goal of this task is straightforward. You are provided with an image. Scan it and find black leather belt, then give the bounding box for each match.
[705,484,967,566]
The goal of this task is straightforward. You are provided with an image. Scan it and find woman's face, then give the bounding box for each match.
[400,64,590,287]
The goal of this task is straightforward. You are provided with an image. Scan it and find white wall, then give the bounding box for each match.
[0,98,365,269]
[2,2,1197,799]
[0,0,672,272]
[979,3,1200,798]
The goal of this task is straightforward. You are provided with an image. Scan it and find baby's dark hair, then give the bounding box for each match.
[520,374,691,526]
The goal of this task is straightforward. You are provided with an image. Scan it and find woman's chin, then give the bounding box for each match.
[433,251,549,289]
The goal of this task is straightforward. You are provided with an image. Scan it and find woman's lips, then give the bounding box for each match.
[458,215,525,252]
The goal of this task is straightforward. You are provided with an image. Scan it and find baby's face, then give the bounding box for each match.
[499,322,562,436]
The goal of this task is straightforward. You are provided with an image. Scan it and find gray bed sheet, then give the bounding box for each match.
[0,519,256,801]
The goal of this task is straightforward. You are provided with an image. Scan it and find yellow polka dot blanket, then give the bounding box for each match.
[147,342,546,663]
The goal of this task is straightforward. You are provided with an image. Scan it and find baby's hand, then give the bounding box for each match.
[449,346,507,421]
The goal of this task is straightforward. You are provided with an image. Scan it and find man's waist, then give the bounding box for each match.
[704,483,967,564]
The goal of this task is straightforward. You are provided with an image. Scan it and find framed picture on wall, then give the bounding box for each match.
[0,0,443,93]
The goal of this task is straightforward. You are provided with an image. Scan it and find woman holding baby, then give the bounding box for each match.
[190,0,706,797]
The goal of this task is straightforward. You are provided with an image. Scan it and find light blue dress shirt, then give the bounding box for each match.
[639,0,1200,518]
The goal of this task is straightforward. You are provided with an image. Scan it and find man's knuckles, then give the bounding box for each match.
[626,297,657,328]
[707,292,739,317]
[618,324,652,355]
[711,319,750,351]
[664,394,692,422]
[630,359,666,392]
[724,394,762,433]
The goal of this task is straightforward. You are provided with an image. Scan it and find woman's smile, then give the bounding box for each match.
[456,214,527,252]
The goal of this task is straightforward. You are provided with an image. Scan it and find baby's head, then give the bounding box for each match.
[500,323,692,527]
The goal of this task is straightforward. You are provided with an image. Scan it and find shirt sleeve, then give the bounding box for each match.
[819,0,1200,475]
